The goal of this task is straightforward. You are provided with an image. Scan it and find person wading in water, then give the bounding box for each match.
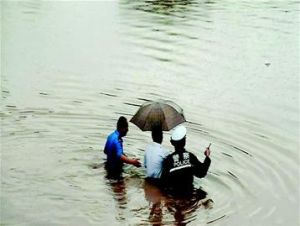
[161,125,211,196]
[104,116,141,179]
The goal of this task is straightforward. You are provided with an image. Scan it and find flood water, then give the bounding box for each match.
[1,0,299,225]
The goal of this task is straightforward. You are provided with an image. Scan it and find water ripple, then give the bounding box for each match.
[1,0,299,225]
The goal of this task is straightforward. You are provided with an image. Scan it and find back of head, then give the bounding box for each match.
[170,138,186,149]
[170,125,186,149]
[151,125,163,144]
[117,116,128,131]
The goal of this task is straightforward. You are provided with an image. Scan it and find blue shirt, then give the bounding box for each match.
[104,130,124,175]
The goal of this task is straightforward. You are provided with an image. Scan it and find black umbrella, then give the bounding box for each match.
[130,100,186,131]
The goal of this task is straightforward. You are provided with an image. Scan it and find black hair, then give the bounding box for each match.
[170,137,186,150]
[117,116,128,130]
[151,125,163,143]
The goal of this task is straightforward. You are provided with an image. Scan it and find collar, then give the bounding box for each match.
[174,148,185,153]
[115,130,123,141]
[152,142,162,148]
[152,142,162,147]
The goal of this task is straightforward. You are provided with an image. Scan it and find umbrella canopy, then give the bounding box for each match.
[130,100,186,131]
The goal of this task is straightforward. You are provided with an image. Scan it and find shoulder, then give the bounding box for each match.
[107,130,115,138]
[184,151,197,160]
[162,154,172,167]
[158,147,170,158]
[145,143,154,152]
[162,147,171,155]
[110,131,120,140]
[146,142,154,149]
[164,152,173,161]
[187,151,202,164]
[144,144,153,155]
[165,152,178,161]
[106,132,115,143]
[187,151,197,158]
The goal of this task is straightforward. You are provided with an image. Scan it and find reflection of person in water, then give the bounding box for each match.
[143,180,164,225]
[107,179,128,222]
[143,179,213,225]
[165,190,213,226]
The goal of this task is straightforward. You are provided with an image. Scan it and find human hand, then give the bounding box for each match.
[132,158,141,167]
[204,143,211,157]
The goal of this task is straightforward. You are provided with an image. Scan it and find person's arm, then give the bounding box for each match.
[120,155,141,167]
[115,139,141,167]
[190,152,211,178]
[104,139,109,154]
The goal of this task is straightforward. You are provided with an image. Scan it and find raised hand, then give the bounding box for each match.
[204,143,211,157]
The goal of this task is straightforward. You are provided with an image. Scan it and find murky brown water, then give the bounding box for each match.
[1,0,299,225]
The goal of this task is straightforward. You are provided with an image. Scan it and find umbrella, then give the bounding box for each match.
[130,100,186,131]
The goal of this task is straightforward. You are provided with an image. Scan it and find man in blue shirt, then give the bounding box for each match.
[104,116,141,179]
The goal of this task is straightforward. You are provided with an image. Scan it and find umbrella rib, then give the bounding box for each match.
[146,103,164,130]
[158,102,167,130]
[138,105,153,131]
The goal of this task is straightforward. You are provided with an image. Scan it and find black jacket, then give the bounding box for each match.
[161,149,211,195]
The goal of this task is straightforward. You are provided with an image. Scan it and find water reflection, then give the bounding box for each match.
[143,180,213,225]
[107,179,128,221]
[144,180,164,225]
[164,189,213,225]
[122,0,193,15]
[2,0,299,225]
[106,177,213,225]
[20,0,42,12]
[118,0,215,66]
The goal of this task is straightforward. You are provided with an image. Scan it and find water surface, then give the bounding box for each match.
[1,0,299,225]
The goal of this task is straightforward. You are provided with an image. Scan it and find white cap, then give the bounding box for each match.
[171,125,187,141]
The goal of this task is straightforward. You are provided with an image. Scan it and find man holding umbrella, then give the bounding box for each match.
[130,100,186,182]
[144,125,170,183]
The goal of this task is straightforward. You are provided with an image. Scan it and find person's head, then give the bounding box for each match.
[117,116,128,137]
[151,125,163,144]
[170,125,186,150]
